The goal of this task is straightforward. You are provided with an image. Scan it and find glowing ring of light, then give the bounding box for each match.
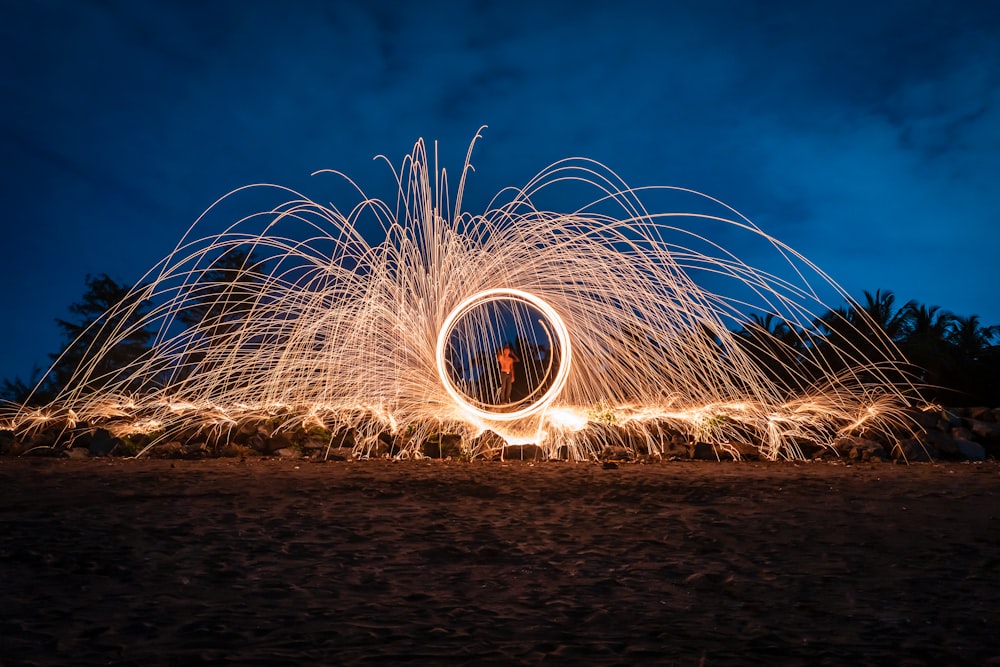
[436,288,572,422]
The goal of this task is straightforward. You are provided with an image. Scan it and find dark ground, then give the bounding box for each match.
[1,458,998,665]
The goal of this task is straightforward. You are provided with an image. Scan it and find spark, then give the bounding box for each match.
[2,130,925,460]
[546,407,589,432]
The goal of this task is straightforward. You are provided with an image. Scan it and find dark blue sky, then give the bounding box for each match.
[2,0,998,383]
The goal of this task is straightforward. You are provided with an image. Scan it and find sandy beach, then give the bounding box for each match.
[1,457,998,665]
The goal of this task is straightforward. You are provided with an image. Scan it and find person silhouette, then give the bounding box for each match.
[496,344,520,404]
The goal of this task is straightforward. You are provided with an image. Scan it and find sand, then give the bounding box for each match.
[1,457,998,665]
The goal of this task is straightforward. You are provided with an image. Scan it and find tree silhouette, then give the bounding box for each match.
[812,290,916,388]
[1,274,155,404]
[175,248,265,330]
[813,304,858,372]
[948,315,999,364]
[895,301,956,397]
[854,289,908,341]
[736,312,810,392]
[168,248,269,383]
[4,278,1000,409]
[52,274,155,393]
[945,314,1000,405]
[816,290,902,353]
[0,367,46,405]
[814,293,1000,405]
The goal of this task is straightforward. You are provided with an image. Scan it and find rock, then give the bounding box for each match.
[832,436,853,456]
[301,437,328,453]
[423,433,463,459]
[379,431,399,456]
[552,445,572,461]
[247,434,267,452]
[893,437,933,462]
[0,430,22,456]
[328,427,355,449]
[909,409,940,430]
[940,409,963,427]
[658,439,691,459]
[358,432,402,458]
[88,428,118,457]
[275,447,302,459]
[467,430,506,459]
[955,438,986,461]
[264,430,294,454]
[232,420,259,443]
[575,423,656,458]
[624,433,652,457]
[835,435,886,462]
[180,441,208,459]
[256,421,276,439]
[324,446,354,461]
[853,425,889,444]
[27,430,57,450]
[169,425,202,444]
[572,423,616,455]
[23,446,67,458]
[422,438,442,458]
[951,426,975,441]
[599,445,632,462]
[148,441,183,458]
[218,443,253,458]
[964,418,1000,444]
[966,406,996,422]
[692,441,723,460]
[502,444,544,461]
[918,428,956,459]
[728,440,762,461]
[786,438,824,460]
[441,433,464,458]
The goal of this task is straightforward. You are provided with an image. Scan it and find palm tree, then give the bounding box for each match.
[948,315,999,365]
[853,289,908,342]
[946,314,1000,406]
[901,302,955,348]
[737,312,810,391]
[814,303,878,375]
[898,301,956,392]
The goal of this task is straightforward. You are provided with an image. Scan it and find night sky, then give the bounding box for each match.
[2,0,998,384]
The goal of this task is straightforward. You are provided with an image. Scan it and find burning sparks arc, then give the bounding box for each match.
[3,130,925,460]
[435,288,572,422]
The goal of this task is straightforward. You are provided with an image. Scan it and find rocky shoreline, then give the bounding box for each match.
[3,405,998,464]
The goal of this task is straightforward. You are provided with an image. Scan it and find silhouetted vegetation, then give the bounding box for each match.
[3,282,998,408]
[738,289,999,406]
[2,274,155,404]
[167,247,269,384]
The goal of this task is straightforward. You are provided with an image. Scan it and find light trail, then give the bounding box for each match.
[2,130,925,460]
